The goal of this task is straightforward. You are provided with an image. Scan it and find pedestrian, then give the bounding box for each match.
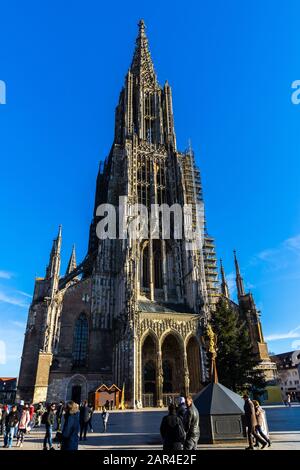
[3,405,19,448]
[16,404,30,448]
[0,404,8,436]
[88,403,94,432]
[177,397,187,422]
[61,401,80,451]
[252,400,271,448]
[36,402,45,427]
[43,403,56,450]
[56,401,64,431]
[183,395,199,450]
[160,403,186,451]
[0,405,3,435]
[110,399,114,410]
[79,400,91,441]
[28,403,35,433]
[243,394,267,450]
[287,393,291,407]
[102,406,109,432]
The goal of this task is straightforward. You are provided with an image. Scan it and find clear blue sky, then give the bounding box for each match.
[1,0,300,376]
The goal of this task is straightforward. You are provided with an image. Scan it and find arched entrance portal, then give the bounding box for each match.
[142,335,157,407]
[161,334,184,405]
[66,374,88,403]
[187,336,202,393]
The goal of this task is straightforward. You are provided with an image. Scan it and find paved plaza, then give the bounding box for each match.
[0,405,299,451]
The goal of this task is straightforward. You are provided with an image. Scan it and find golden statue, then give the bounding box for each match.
[206,323,218,383]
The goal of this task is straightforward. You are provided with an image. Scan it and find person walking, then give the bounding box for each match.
[36,402,45,427]
[253,400,271,448]
[3,405,19,448]
[56,401,64,431]
[79,400,91,441]
[160,403,186,451]
[287,393,291,407]
[43,403,56,450]
[0,405,8,437]
[61,401,80,451]
[101,406,109,432]
[243,395,268,450]
[16,404,30,448]
[28,403,35,433]
[87,404,94,432]
[183,395,199,450]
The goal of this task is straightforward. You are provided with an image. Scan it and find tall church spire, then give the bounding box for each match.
[46,225,62,279]
[66,244,77,275]
[130,19,158,88]
[234,250,245,299]
[220,259,230,298]
[45,225,62,296]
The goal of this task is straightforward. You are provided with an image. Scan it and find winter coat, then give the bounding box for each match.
[45,410,55,427]
[255,406,265,427]
[79,405,91,424]
[1,409,8,425]
[61,403,80,451]
[184,403,200,439]
[18,410,30,430]
[6,410,19,429]
[57,404,64,418]
[160,411,186,449]
[29,405,34,420]
[244,399,257,429]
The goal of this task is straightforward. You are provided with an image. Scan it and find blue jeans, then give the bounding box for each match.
[44,424,53,449]
[4,427,15,447]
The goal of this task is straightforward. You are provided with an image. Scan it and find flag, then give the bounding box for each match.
[120,382,125,410]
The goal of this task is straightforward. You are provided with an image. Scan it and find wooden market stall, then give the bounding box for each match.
[88,383,121,411]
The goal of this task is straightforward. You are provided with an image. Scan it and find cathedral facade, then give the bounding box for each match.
[17,21,274,407]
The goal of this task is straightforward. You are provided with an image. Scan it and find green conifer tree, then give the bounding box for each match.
[210,297,266,394]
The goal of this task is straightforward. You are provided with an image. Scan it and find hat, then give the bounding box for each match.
[179,396,185,404]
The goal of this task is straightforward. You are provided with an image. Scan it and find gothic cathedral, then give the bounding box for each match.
[17,21,274,407]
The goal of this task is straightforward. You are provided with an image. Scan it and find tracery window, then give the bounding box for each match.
[72,313,88,367]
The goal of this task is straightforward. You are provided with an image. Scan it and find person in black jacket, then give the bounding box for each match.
[160,404,186,451]
[3,405,19,448]
[43,403,56,450]
[79,401,91,441]
[56,401,64,431]
[183,395,200,450]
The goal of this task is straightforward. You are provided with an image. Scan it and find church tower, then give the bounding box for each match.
[89,20,216,406]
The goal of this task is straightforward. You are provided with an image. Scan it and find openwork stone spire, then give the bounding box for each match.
[65,244,77,275]
[130,19,158,89]
[220,259,230,299]
[234,250,245,299]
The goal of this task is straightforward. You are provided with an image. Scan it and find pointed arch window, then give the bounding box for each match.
[72,313,88,367]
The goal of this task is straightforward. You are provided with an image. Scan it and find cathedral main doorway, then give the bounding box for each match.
[161,333,185,405]
[141,334,157,407]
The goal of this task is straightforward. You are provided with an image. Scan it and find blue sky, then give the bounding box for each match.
[1,0,300,376]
